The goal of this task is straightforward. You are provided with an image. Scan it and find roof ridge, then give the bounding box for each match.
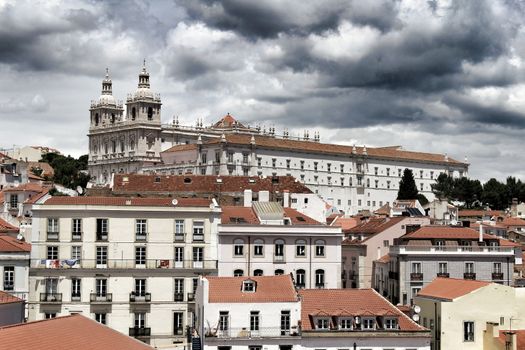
[0,314,78,330]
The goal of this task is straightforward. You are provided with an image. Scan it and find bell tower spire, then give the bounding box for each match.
[101,67,112,95]
[138,59,150,88]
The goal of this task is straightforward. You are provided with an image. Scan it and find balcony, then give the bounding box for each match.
[129,292,151,303]
[315,283,325,289]
[129,327,151,337]
[492,272,504,280]
[437,272,450,278]
[40,293,62,303]
[174,293,184,302]
[71,232,82,241]
[205,327,300,338]
[274,255,285,263]
[32,259,218,270]
[90,293,112,303]
[96,233,108,241]
[193,233,204,242]
[174,233,185,242]
[46,232,59,241]
[71,294,81,302]
[3,282,14,291]
[390,245,514,256]
[464,272,476,280]
[410,273,423,281]
[135,232,147,242]
[187,293,195,302]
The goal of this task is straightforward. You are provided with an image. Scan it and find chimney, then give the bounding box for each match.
[504,332,517,350]
[377,247,381,260]
[283,190,290,208]
[479,223,483,243]
[259,190,270,202]
[244,189,252,207]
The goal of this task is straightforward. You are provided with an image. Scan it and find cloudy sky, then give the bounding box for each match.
[1,0,525,182]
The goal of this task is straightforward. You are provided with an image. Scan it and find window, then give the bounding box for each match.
[47,218,59,238]
[464,321,474,341]
[398,169,402,177]
[233,269,244,277]
[134,312,146,329]
[386,168,390,176]
[315,240,325,257]
[175,220,184,240]
[362,318,375,330]
[272,158,277,168]
[96,219,108,241]
[420,183,424,191]
[281,311,291,334]
[316,318,329,329]
[96,246,107,266]
[315,269,325,288]
[275,269,284,275]
[340,318,352,330]
[95,278,107,296]
[253,269,263,276]
[227,152,234,163]
[384,318,398,329]
[135,219,147,240]
[438,262,448,274]
[174,312,184,335]
[147,107,153,120]
[257,157,262,167]
[300,160,305,170]
[193,247,203,267]
[296,240,306,257]
[374,167,378,175]
[219,311,229,331]
[253,239,264,256]
[72,218,82,240]
[340,164,344,173]
[95,313,106,325]
[375,179,379,188]
[494,262,502,273]
[314,162,318,172]
[327,163,331,172]
[9,194,18,209]
[193,221,204,241]
[296,269,306,288]
[174,247,184,264]
[201,152,207,164]
[174,278,184,301]
[243,280,256,292]
[286,159,291,169]
[135,247,146,266]
[274,239,285,260]
[383,240,389,248]
[386,180,391,189]
[465,262,474,273]
[366,178,370,187]
[234,239,244,256]
[135,279,146,296]
[215,151,221,163]
[47,246,58,260]
[411,262,422,273]
[250,311,260,331]
[45,313,57,319]
[3,266,14,291]
[71,278,81,300]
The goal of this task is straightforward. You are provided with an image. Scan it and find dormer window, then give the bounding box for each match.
[339,318,353,330]
[242,279,256,292]
[384,317,398,330]
[362,317,376,330]
[315,318,330,330]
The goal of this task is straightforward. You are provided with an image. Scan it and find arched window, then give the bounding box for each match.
[275,269,284,275]
[233,239,244,256]
[95,113,99,126]
[93,143,98,154]
[130,139,135,150]
[120,140,125,153]
[274,239,285,261]
[253,239,264,256]
[104,142,108,154]
[111,140,116,153]
[315,239,326,257]
[233,269,244,277]
[131,107,136,121]
[315,269,325,288]
[296,269,305,288]
[253,269,263,276]
[111,113,115,124]
[147,106,153,120]
[296,239,306,257]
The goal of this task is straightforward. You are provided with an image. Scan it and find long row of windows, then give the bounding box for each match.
[410,261,503,274]
[233,239,326,257]
[233,269,325,288]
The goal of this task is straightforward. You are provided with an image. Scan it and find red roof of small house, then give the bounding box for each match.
[401,226,496,241]
[416,277,491,301]
[346,217,406,235]
[0,291,23,305]
[458,210,504,218]
[207,275,298,303]
[502,217,525,227]
[298,289,426,332]
[0,314,153,350]
[0,219,19,233]
[0,235,30,252]
[220,206,321,225]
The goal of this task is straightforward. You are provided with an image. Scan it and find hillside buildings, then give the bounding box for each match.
[87,66,468,215]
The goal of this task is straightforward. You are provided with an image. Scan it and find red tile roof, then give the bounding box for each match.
[498,238,522,247]
[331,217,359,231]
[206,134,465,165]
[0,219,19,233]
[207,275,298,303]
[112,174,312,194]
[212,113,247,129]
[416,277,490,301]
[43,196,212,207]
[221,206,260,224]
[458,210,504,217]
[0,235,30,252]
[162,143,198,153]
[0,291,23,305]
[376,254,391,263]
[299,289,426,331]
[0,314,153,350]
[3,183,47,193]
[402,226,496,241]
[502,217,525,227]
[346,217,406,235]
[283,208,320,225]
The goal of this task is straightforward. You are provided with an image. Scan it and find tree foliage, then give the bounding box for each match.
[397,168,419,200]
[40,153,90,191]
[432,174,524,210]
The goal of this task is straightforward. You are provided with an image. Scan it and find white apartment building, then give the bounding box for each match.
[0,235,30,302]
[29,196,221,349]
[86,67,468,215]
[195,275,302,350]
[218,201,343,289]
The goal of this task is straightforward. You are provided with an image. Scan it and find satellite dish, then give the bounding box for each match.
[76,186,84,195]
[413,305,421,314]
[412,314,420,322]
[16,233,24,241]
[171,199,178,206]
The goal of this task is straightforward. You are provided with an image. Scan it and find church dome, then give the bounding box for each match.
[133,87,154,99]
[98,94,116,105]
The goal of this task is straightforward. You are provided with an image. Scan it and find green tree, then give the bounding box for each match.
[397,168,419,200]
[40,153,89,191]
[481,178,507,209]
[431,173,454,199]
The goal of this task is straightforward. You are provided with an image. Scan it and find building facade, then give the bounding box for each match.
[0,235,30,302]
[29,196,221,348]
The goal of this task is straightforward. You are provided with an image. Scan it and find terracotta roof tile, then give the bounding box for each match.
[43,196,211,207]
[3,183,47,193]
[0,219,19,233]
[417,277,490,301]
[331,217,359,231]
[0,291,23,305]
[207,275,298,303]
[346,217,405,235]
[283,208,320,225]
[221,206,260,224]
[112,174,312,195]
[502,217,525,227]
[402,226,497,241]
[458,210,504,217]
[162,143,198,153]
[0,314,153,350]
[206,134,465,165]
[376,254,391,263]
[298,289,425,331]
[0,235,30,252]
[212,113,247,129]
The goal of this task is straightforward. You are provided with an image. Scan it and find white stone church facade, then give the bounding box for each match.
[87,66,468,215]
